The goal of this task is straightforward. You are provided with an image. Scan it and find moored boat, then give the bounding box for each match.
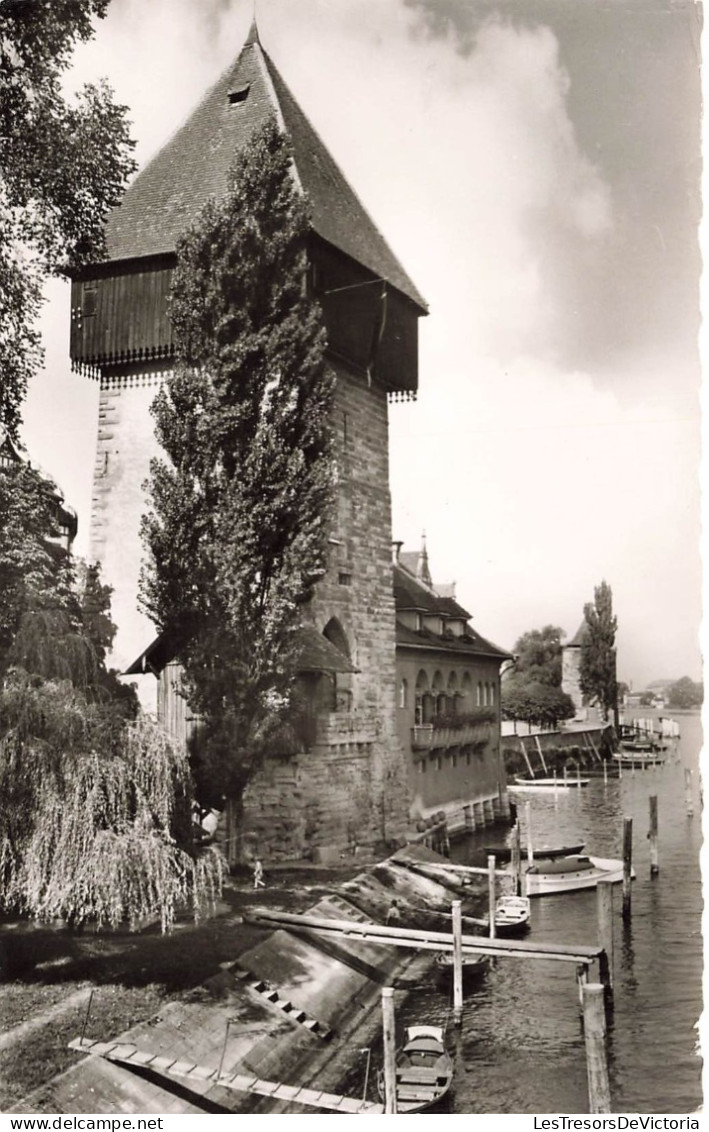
[483,843,584,863]
[613,750,667,768]
[521,854,633,896]
[435,950,488,976]
[494,894,531,935]
[377,1025,454,1112]
[509,775,589,792]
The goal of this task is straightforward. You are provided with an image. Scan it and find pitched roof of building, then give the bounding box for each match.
[393,561,470,621]
[393,558,510,660]
[104,22,427,312]
[395,620,511,660]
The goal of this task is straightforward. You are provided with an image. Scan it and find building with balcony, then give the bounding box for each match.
[393,539,512,834]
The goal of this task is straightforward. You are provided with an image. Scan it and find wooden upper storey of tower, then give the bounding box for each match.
[69,24,426,393]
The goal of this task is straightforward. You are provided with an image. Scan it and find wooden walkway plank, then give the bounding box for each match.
[69,1038,383,1113]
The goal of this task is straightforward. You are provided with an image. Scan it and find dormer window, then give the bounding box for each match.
[228,84,250,105]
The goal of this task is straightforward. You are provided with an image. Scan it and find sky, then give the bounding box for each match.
[21,0,704,691]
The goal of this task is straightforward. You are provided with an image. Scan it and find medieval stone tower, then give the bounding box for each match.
[68,23,427,858]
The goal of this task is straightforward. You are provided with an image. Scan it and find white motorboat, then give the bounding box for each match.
[520,854,633,896]
[494,894,531,935]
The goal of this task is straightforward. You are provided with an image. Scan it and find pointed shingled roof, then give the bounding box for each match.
[105,30,427,312]
[567,621,589,648]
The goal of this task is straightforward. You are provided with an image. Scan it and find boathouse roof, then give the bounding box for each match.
[104,20,427,313]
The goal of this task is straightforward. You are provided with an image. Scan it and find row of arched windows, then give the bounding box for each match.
[399,669,497,722]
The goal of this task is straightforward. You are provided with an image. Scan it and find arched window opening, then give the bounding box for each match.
[461,671,472,705]
[322,617,352,713]
[399,678,408,709]
[415,669,429,725]
[422,692,435,724]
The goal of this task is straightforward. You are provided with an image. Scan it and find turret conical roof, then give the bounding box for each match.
[105,29,427,311]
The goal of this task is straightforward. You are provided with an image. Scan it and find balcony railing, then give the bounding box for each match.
[411,722,493,751]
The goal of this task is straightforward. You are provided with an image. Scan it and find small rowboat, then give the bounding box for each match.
[511,775,589,791]
[434,951,488,992]
[494,894,531,935]
[377,1025,454,1112]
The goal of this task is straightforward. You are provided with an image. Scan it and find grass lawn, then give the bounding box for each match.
[0,866,359,1111]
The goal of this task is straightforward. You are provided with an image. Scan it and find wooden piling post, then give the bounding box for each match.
[452,900,464,1025]
[525,801,534,864]
[576,962,589,1010]
[487,855,497,939]
[382,987,397,1114]
[519,738,535,779]
[603,760,608,786]
[685,768,694,817]
[649,795,659,876]
[534,734,548,774]
[596,878,614,995]
[622,816,633,922]
[582,983,612,1113]
[584,982,611,1113]
[511,822,522,896]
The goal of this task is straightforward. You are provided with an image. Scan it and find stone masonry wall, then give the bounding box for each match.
[562,645,584,714]
[243,363,411,855]
[90,369,164,706]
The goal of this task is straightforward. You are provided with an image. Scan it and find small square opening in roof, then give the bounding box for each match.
[228,84,250,105]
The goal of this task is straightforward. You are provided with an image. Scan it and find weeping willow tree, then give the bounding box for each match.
[0,673,223,931]
[0,458,224,930]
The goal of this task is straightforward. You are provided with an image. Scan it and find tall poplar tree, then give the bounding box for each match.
[579,580,618,723]
[141,118,335,863]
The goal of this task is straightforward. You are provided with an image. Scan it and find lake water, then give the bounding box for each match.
[397,711,704,1114]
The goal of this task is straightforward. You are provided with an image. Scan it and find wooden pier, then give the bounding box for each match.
[244,908,603,967]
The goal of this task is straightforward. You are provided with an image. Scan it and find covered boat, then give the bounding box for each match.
[377,1025,454,1112]
[522,854,632,896]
